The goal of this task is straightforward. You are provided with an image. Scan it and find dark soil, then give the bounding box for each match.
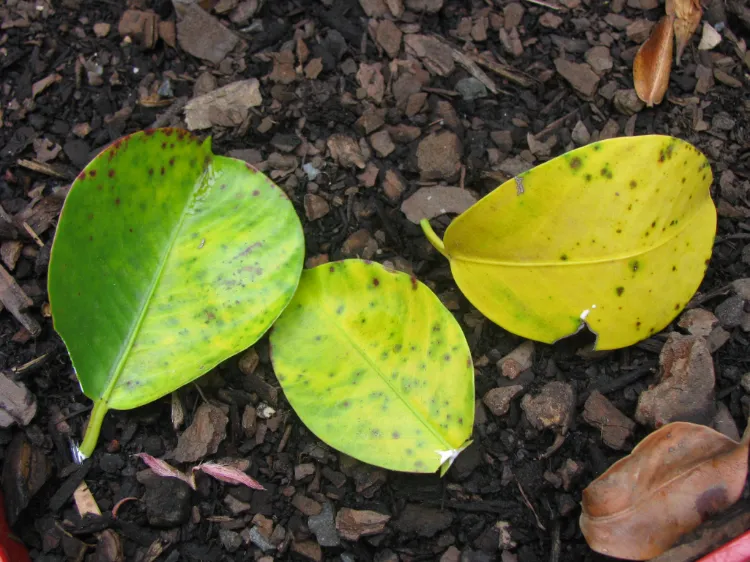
[0,0,749,561]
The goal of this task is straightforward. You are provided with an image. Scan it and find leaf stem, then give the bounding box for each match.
[79,400,108,458]
[420,219,448,258]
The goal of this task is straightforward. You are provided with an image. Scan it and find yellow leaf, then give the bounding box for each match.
[420,136,716,351]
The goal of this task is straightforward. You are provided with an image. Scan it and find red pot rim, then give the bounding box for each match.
[697,529,750,562]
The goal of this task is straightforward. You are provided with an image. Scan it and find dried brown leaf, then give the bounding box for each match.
[633,15,675,107]
[135,453,196,489]
[668,0,703,64]
[580,421,750,560]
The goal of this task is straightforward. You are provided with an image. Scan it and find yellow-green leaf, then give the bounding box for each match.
[421,136,716,350]
[48,128,304,456]
[270,260,475,474]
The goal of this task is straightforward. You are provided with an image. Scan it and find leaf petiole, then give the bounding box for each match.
[78,399,109,459]
[420,219,448,258]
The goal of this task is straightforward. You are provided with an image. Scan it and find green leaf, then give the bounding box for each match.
[270,259,475,474]
[421,135,716,351]
[48,128,304,455]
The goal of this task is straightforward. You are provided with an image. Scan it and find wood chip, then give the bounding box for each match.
[0,241,23,270]
[16,159,70,179]
[0,264,40,336]
[73,480,102,517]
[472,53,535,88]
[0,371,37,427]
[184,79,263,131]
[31,73,62,98]
[401,186,478,223]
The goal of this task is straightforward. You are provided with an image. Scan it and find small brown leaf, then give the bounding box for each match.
[633,15,675,107]
[580,421,750,560]
[668,0,703,64]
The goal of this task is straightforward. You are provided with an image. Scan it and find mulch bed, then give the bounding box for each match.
[0,0,749,560]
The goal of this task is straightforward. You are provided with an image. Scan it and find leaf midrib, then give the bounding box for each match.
[448,202,707,267]
[320,294,452,455]
[96,166,211,406]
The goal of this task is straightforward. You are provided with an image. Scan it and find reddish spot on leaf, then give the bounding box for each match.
[163,128,173,136]
[148,169,154,176]
[115,198,121,206]
[78,171,86,181]
[89,170,97,177]
[169,158,175,166]
[161,142,167,149]
[410,276,418,290]
[144,129,155,136]
[373,278,380,287]
[108,169,115,178]
[252,190,260,197]
[160,167,165,175]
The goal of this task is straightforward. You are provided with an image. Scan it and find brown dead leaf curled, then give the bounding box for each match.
[633,15,674,107]
[580,421,750,560]
[667,0,703,64]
